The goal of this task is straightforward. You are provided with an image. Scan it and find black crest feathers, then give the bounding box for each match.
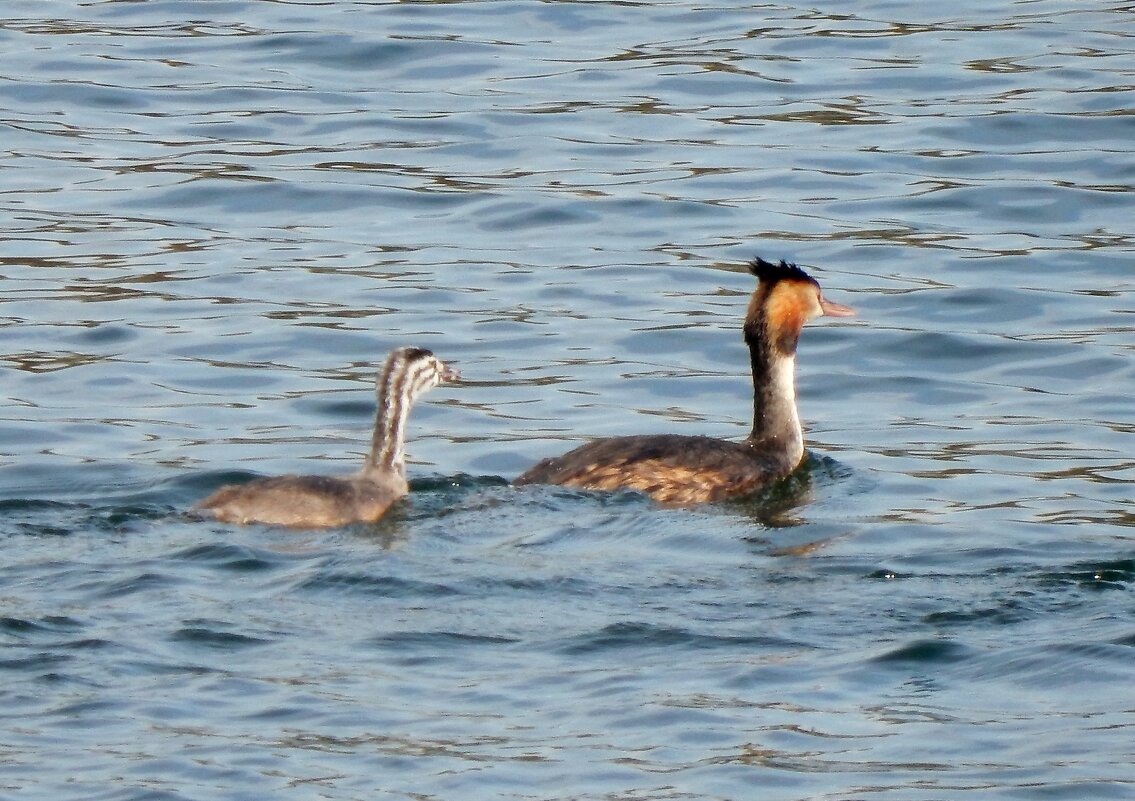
[397,346,435,362]
[748,257,814,285]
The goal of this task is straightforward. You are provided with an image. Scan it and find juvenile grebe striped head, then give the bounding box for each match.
[370,347,460,477]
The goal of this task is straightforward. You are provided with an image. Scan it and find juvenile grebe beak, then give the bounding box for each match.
[820,297,855,318]
[439,362,461,383]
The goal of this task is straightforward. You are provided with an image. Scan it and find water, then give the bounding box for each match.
[2,1,1133,798]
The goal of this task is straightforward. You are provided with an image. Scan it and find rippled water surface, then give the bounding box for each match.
[2,1,1134,799]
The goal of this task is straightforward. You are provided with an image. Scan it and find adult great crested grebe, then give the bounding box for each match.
[195,346,458,528]
[514,258,854,505]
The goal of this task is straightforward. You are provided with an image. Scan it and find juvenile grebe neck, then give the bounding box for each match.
[513,257,854,505]
[195,346,458,528]
[367,347,455,480]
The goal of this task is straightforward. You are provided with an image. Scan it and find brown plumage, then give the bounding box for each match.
[195,347,458,528]
[196,473,407,529]
[514,258,854,505]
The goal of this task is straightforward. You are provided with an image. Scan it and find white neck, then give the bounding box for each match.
[748,351,804,468]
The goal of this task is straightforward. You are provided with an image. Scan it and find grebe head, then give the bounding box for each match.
[745,258,854,354]
[386,346,460,393]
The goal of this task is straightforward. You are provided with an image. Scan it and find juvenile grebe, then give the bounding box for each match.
[195,346,458,528]
[514,258,854,505]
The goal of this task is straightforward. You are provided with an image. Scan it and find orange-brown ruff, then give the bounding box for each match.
[195,347,458,528]
[513,258,854,505]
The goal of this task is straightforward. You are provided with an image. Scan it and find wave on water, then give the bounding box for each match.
[558,621,811,656]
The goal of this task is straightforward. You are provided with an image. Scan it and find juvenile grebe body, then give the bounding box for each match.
[514,258,853,505]
[195,347,458,528]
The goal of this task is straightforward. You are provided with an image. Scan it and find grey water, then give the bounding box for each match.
[2,1,1133,799]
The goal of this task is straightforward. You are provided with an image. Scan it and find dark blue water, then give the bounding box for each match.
[2,2,1134,799]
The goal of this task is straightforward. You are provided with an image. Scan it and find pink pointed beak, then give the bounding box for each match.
[820,297,855,318]
[440,363,461,383]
